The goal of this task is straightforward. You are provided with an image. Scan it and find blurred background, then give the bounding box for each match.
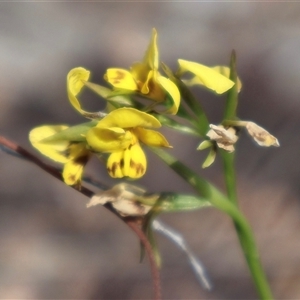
[1,2,300,299]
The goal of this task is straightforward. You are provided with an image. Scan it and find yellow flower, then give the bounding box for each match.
[29,125,90,186]
[86,107,171,178]
[104,29,180,115]
[177,59,236,94]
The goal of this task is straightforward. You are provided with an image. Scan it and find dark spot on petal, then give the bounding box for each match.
[130,159,145,176]
[112,70,126,84]
[107,162,120,177]
[120,158,124,168]
[68,174,76,183]
[74,155,89,166]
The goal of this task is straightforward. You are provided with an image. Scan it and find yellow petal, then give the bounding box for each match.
[68,143,90,160]
[131,62,149,87]
[67,67,90,114]
[29,125,69,163]
[140,69,153,94]
[157,76,181,114]
[104,68,138,90]
[86,127,132,152]
[178,59,234,94]
[134,127,172,148]
[142,28,159,70]
[123,143,146,178]
[211,66,242,92]
[63,156,88,186]
[107,151,125,178]
[96,107,161,129]
[106,144,147,179]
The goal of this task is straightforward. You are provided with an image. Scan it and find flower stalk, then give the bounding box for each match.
[220,52,273,299]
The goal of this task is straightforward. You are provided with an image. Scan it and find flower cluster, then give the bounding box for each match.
[29,28,279,187]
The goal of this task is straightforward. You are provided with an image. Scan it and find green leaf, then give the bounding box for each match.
[154,193,211,212]
[42,121,98,143]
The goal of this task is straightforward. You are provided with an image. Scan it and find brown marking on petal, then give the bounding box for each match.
[130,159,145,176]
[74,155,89,166]
[107,162,120,177]
[66,174,81,190]
[120,158,124,169]
[111,70,126,85]
[67,174,76,183]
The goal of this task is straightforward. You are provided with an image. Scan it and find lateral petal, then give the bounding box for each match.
[178,59,234,94]
[29,125,69,163]
[135,127,172,148]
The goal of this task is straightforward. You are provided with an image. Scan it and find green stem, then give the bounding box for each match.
[151,148,273,299]
[221,151,238,205]
[221,150,272,299]
[224,50,239,120]
[220,50,273,298]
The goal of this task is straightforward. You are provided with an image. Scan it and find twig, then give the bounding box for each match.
[126,218,162,300]
[0,135,161,300]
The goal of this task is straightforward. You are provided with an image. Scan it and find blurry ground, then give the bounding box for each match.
[1,2,300,299]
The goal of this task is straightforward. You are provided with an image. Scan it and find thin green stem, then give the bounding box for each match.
[220,50,273,299]
[221,150,273,299]
[221,151,238,205]
[224,50,239,120]
[151,148,273,299]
